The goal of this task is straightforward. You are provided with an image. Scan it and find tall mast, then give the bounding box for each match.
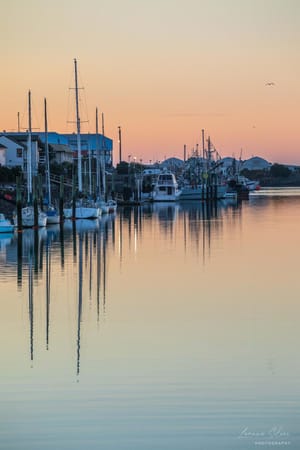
[95,107,100,197]
[44,98,51,205]
[102,113,106,197]
[27,90,32,203]
[17,112,20,133]
[74,58,82,193]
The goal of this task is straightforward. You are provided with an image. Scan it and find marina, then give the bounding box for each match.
[1,1,299,448]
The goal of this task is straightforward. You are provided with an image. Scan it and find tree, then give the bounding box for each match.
[270,163,291,178]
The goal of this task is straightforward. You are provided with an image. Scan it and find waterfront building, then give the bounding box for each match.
[0,133,39,174]
[38,132,113,167]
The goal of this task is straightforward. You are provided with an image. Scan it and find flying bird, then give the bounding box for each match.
[265,82,275,86]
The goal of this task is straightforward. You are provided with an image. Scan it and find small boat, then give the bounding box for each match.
[44,98,60,224]
[45,205,60,224]
[227,179,249,200]
[0,213,14,233]
[106,199,117,213]
[64,59,100,220]
[152,170,181,202]
[14,91,48,228]
[64,199,100,219]
[13,206,48,228]
[236,175,260,191]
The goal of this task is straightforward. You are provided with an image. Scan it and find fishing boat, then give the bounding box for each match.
[0,213,14,233]
[152,170,181,202]
[63,59,99,220]
[179,183,227,200]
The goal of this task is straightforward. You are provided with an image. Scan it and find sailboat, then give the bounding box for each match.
[63,59,100,220]
[44,98,60,224]
[95,111,117,214]
[13,90,47,228]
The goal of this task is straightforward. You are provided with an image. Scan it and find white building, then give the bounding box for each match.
[0,136,25,168]
[0,134,40,174]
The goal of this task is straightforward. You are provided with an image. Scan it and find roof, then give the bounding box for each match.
[0,135,26,149]
[2,133,39,145]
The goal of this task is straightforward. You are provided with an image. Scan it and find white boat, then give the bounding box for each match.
[66,58,99,220]
[179,183,227,200]
[237,176,260,191]
[0,213,14,233]
[44,98,60,224]
[13,206,47,228]
[94,109,117,214]
[97,199,117,214]
[64,199,100,219]
[14,91,48,228]
[152,170,181,202]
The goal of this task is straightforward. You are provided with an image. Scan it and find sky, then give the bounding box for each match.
[1,0,300,164]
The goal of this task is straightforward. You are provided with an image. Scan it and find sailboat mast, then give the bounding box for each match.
[95,108,100,197]
[27,90,32,203]
[44,98,51,205]
[74,58,82,193]
[101,113,106,197]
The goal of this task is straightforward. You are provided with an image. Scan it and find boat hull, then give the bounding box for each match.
[13,206,47,228]
[179,184,227,200]
[64,206,100,219]
[0,225,14,233]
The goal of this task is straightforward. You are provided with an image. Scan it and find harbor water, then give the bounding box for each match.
[0,188,299,449]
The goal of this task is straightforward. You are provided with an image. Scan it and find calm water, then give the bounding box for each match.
[1,188,299,449]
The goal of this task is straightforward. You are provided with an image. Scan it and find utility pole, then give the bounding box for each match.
[201,129,205,160]
[118,126,122,163]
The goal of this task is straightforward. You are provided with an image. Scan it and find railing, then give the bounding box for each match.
[50,174,73,187]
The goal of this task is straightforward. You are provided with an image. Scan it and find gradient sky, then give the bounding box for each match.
[1,0,300,164]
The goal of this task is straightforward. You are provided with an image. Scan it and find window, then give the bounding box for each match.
[16,148,22,158]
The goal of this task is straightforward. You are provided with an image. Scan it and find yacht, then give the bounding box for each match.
[152,170,181,202]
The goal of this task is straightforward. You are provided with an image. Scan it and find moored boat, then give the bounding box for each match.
[0,213,14,233]
[13,206,48,228]
[179,183,227,200]
[64,199,100,219]
[152,170,181,202]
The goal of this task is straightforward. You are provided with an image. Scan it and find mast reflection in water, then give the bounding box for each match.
[1,194,299,450]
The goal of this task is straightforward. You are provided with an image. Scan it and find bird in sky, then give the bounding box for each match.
[265,82,275,86]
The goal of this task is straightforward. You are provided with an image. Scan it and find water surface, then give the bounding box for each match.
[0,189,299,449]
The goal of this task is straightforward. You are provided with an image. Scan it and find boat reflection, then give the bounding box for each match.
[0,200,241,376]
